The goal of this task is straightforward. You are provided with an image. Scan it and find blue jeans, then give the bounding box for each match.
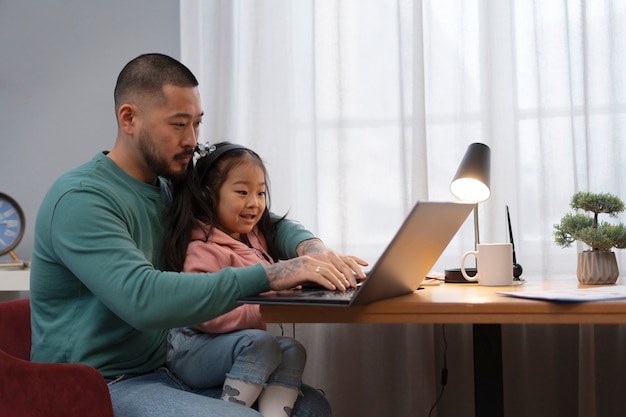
[167,327,306,390]
[107,368,332,417]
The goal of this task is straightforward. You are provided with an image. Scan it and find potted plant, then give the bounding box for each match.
[554,191,626,284]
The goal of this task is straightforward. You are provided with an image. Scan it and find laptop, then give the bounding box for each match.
[238,201,474,307]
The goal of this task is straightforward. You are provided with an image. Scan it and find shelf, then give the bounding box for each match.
[0,268,30,291]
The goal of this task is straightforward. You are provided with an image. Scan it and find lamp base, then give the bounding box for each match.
[444,267,478,284]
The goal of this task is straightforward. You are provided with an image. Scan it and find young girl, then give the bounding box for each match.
[164,141,306,417]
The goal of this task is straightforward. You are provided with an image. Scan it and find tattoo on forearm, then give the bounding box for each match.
[296,239,326,256]
[266,258,304,286]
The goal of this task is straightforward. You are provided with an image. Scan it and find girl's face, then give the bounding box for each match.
[215,158,267,240]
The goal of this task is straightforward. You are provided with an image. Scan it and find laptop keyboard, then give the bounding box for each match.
[304,287,358,299]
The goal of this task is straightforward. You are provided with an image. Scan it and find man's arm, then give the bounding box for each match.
[37,188,267,329]
[295,239,368,287]
[272,216,368,288]
[271,214,316,259]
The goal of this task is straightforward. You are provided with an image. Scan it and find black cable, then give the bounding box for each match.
[277,323,297,338]
[428,324,448,417]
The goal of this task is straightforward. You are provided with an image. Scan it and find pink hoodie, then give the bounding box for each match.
[183,223,273,333]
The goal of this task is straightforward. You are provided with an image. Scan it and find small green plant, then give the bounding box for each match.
[554,192,626,252]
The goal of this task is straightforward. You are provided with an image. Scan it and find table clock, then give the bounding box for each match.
[0,192,26,268]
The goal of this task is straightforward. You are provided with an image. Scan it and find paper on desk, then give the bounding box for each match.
[498,286,626,302]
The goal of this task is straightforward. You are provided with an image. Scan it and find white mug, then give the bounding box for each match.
[461,243,513,286]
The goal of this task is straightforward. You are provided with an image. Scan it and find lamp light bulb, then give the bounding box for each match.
[450,178,490,203]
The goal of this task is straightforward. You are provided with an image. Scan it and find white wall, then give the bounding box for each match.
[0,0,181,262]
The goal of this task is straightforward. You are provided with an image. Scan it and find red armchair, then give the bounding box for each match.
[0,298,114,417]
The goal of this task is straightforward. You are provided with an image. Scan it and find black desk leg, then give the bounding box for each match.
[473,324,504,417]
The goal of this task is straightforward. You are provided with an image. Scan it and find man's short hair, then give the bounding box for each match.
[114,53,199,112]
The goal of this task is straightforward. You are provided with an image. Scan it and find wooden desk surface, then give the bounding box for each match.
[260,279,626,325]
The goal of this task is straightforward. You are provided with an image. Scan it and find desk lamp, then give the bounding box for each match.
[444,142,491,283]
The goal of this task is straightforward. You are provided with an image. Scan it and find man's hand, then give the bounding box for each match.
[295,239,368,287]
[264,256,349,291]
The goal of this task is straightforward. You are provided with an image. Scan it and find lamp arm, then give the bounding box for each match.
[474,203,480,249]
[473,203,480,270]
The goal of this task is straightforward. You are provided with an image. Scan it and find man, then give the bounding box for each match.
[30,53,366,417]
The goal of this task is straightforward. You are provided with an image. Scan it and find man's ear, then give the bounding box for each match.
[118,104,137,135]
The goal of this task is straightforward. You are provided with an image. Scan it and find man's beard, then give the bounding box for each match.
[138,129,190,181]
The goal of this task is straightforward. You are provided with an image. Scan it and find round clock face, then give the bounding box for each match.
[0,193,25,256]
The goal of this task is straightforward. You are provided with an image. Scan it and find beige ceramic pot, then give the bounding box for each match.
[577,251,619,285]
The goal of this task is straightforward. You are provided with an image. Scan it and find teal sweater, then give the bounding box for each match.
[30,152,314,377]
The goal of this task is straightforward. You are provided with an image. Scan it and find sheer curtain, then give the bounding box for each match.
[180,1,626,416]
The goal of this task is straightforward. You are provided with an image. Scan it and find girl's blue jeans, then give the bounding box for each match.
[166,327,306,390]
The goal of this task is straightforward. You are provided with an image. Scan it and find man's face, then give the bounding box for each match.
[136,85,203,181]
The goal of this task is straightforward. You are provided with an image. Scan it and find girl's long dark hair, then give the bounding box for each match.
[163,142,285,272]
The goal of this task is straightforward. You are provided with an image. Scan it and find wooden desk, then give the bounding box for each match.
[260,279,626,417]
[261,280,626,325]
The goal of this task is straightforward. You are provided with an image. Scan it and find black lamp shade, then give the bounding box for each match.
[450,143,491,202]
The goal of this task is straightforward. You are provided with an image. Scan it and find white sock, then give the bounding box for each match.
[221,377,263,408]
[258,384,299,417]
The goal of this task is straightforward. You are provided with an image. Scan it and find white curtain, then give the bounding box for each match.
[180,1,626,416]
